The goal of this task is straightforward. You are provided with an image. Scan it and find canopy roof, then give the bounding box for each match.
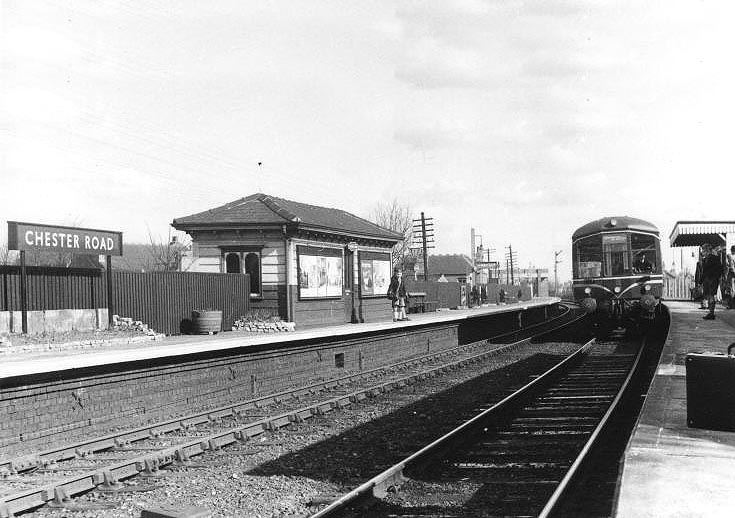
[669,221,735,247]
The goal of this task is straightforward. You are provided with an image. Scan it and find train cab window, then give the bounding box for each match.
[602,234,629,276]
[631,233,657,273]
[575,236,602,278]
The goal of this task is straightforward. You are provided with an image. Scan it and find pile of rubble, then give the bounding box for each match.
[232,317,295,333]
[111,315,159,336]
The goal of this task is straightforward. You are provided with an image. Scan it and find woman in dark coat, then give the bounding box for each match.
[387,268,409,322]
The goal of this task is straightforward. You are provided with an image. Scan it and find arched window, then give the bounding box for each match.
[225,253,241,274]
[245,252,261,295]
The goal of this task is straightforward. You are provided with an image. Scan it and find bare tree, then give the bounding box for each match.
[371,199,413,270]
[145,227,191,271]
[0,244,15,265]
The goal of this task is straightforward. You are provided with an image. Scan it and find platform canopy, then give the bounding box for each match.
[669,221,735,247]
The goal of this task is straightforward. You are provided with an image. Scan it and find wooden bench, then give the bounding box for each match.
[408,292,439,313]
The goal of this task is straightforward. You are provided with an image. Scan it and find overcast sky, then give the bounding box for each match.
[2,0,734,278]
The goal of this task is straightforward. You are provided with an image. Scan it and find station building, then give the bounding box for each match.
[172,193,402,327]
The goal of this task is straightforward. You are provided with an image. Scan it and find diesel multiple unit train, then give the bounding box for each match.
[572,216,663,333]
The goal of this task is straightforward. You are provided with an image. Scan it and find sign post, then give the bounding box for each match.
[7,222,123,333]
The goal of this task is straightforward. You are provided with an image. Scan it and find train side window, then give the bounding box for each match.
[602,233,629,276]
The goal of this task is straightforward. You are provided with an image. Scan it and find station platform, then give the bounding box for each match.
[0,298,560,381]
[616,301,735,517]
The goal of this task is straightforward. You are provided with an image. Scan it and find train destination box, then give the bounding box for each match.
[7,221,123,256]
[685,345,735,432]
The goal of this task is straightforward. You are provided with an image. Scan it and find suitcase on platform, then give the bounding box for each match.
[686,343,735,431]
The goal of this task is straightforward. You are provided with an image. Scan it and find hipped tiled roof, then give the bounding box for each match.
[428,254,474,275]
[172,193,402,242]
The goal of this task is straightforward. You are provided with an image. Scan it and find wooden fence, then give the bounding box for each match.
[404,280,462,309]
[0,266,250,335]
[664,272,694,300]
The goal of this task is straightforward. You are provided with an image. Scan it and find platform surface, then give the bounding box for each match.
[616,301,735,517]
[0,297,559,380]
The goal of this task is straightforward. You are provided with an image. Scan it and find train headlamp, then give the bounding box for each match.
[584,287,592,295]
[614,286,621,294]
[644,284,651,292]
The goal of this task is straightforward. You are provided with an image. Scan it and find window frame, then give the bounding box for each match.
[220,246,263,299]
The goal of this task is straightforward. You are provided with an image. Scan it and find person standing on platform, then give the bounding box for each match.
[726,245,735,309]
[695,248,706,309]
[701,244,723,320]
[387,268,410,322]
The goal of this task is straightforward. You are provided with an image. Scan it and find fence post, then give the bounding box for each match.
[106,255,113,328]
[20,251,27,334]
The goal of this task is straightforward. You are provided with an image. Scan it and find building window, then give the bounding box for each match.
[245,252,261,295]
[225,253,241,273]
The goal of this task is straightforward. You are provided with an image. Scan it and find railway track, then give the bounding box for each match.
[0,305,582,517]
[311,336,646,518]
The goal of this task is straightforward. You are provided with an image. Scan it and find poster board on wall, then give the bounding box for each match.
[297,245,343,299]
[359,251,391,297]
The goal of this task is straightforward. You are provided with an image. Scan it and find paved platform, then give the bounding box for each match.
[0,297,560,380]
[616,301,735,517]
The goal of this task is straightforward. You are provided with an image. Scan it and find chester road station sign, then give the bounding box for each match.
[7,221,123,256]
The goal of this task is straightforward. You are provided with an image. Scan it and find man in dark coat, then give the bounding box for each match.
[701,244,724,320]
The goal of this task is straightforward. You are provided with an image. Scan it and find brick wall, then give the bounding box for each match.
[0,323,459,456]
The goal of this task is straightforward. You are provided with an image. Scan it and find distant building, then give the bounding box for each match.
[172,193,402,327]
[422,254,474,283]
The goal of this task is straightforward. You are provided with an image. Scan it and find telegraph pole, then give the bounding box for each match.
[505,245,517,285]
[471,228,476,286]
[411,212,434,281]
[554,250,563,297]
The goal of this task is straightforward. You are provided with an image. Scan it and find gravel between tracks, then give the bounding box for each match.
[26,341,582,518]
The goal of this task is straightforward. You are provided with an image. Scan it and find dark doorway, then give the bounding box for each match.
[245,252,261,294]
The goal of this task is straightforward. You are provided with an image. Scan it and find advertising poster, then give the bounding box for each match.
[326,256,343,297]
[297,246,343,299]
[361,262,374,296]
[359,252,391,297]
[372,260,390,294]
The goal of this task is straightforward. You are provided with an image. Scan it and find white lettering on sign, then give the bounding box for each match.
[13,225,120,255]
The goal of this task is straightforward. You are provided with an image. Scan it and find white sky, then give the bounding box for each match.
[2,0,734,279]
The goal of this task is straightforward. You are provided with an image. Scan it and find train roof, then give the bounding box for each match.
[572,216,659,240]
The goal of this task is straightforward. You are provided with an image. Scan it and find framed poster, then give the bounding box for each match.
[359,251,391,298]
[297,245,343,299]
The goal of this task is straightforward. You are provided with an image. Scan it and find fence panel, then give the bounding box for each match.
[0,267,250,335]
[0,266,104,311]
[112,271,250,335]
[404,280,462,309]
[664,273,693,300]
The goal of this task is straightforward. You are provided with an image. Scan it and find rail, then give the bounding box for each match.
[0,304,579,517]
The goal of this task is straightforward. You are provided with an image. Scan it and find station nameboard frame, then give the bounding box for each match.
[7,221,123,256]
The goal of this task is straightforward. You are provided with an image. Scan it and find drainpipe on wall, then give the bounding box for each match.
[283,225,292,322]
